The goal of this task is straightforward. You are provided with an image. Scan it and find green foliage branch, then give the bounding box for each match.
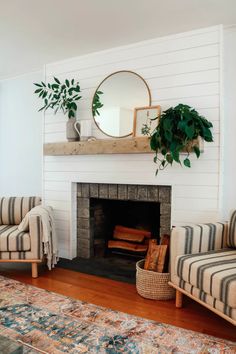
[92,90,104,116]
[34,77,82,119]
[142,104,213,174]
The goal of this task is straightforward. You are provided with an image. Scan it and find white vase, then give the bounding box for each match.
[66,118,80,142]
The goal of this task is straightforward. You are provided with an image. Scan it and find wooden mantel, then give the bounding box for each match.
[44,137,152,156]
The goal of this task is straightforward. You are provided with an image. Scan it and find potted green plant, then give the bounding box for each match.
[34,77,82,141]
[142,104,213,174]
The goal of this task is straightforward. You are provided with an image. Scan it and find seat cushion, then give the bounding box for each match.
[228,210,236,248]
[172,274,236,321]
[0,197,41,225]
[0,225,31,251]
[175,248,236,308]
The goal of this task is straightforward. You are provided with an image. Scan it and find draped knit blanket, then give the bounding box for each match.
[18,205,59,269]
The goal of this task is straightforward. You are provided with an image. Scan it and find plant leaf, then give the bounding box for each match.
[52,84,59,90]
[34,88,42,94]
[68,110,75,118]
[150,134,160,151]
[183,158,191,168]
[161,148,167,156]
[202,127,213,142]
[164,130,172,142]
[166,154,173,165]
[71,102,77,111]
[161,160,166,167]
[185,124,195,139]
[193,145,200,158]
[54,77,61,84]
[172,150,180,163]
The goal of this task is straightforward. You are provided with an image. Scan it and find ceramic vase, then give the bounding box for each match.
[66,118,80,142]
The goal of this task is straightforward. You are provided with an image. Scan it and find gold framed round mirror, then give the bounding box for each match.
[92,70,151,138]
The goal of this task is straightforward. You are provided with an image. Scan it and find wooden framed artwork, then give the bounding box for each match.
[133,105,161,137]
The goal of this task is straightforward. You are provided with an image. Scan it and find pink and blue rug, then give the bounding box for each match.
[0,275,235,353]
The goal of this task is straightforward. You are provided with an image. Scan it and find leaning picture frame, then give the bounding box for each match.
[133,105,161,137]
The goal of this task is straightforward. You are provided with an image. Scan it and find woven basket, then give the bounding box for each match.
[136,260,175,300]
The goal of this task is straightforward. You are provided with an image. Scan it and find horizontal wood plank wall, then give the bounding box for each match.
[43,25,222,259]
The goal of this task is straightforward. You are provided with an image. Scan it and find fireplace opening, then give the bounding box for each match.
[58,183,171,284]
[91,198,160,258]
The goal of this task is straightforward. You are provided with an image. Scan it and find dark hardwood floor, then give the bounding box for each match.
[0,263,235,342]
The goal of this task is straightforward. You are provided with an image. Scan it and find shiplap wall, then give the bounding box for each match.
[43,25,222,259]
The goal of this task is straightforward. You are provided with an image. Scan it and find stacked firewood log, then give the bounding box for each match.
[108,225,170,272]
[108,225,151,253]
[144,234,170,273]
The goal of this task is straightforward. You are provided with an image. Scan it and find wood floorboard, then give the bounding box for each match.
[0,263,235,342]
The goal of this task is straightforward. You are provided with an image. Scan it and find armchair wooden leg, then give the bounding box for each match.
[32,262,38,278]
[176,290,183,308]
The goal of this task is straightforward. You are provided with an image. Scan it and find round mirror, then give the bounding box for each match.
[92,71,151,138]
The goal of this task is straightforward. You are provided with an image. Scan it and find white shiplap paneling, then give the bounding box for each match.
[43,25,222,259]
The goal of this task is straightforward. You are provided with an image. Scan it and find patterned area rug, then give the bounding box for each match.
[0,276,235,353]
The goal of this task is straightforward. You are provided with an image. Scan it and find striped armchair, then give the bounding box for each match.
[0,197,43,278]
[169,213,236,326]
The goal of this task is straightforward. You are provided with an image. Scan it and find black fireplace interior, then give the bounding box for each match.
[91,198,160,257]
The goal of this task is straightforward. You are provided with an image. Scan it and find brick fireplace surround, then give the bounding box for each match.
[77,183,171,258]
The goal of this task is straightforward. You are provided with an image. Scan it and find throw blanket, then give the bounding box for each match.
[18,205,58,270]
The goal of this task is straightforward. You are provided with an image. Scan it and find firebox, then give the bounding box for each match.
[77,183,171,259]
[91,198,160,257]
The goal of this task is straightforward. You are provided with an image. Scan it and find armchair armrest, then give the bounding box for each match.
[28,215,43,260]
[170,222,228,278]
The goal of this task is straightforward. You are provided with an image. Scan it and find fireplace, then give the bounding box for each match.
[77,183,171,259]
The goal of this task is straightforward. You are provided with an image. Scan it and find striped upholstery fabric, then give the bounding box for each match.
[171,274,236,321]
[171,222,228,281]
[228,210,236,248]
[170,222,236,322]
[0,225,30,251]
[0,215,42,260]
[0,197,41,225]
[175,248,236,308]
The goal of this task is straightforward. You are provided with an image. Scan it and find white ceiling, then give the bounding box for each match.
[1,0,236,80]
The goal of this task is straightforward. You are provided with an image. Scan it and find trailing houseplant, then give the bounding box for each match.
[142,104,213,174]
[34,77,82,141]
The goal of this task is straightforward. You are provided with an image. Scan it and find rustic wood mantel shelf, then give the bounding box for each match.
[43,137,152,156]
